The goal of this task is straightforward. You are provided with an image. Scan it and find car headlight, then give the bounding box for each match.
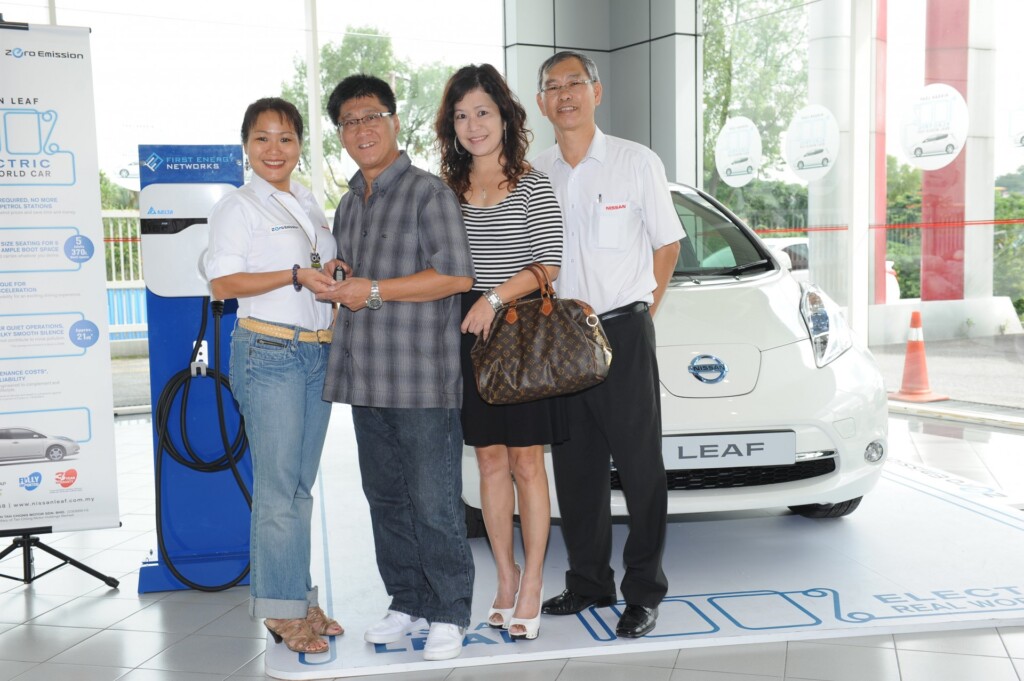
[799,282,852,367]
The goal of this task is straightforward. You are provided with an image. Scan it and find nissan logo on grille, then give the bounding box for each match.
[688,354,728,384]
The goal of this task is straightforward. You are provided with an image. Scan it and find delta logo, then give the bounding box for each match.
[19,472,42,491]
[55,469,78,488]
[143,153,164,171]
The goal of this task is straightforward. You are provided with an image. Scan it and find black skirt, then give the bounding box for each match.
[460,290,570,447]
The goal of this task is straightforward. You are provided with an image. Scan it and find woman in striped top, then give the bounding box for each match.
[435,64,566,642]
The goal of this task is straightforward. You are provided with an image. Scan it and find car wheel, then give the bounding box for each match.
[789,497,862,518]
[821,157,829,167]
[464,502,487,538]
[945,144,954,154]
[746,165,753,174]
[914,147,923,157]
[725,168,732,176]
[45,445,66,461]
[119,169,129,178]
[797,160,805,169]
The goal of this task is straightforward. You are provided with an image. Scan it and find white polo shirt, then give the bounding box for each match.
[532,128,683,315]
[205,174,336,330]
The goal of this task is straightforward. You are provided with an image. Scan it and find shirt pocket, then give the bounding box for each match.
[591,199,638,250]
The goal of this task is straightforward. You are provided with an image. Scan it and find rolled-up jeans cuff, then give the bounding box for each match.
[251,593,314,620]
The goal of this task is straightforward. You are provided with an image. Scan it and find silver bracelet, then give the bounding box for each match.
[483,288,503,312]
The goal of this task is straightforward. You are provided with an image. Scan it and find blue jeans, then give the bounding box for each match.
[352,406,474,627]
[230,321,332,619]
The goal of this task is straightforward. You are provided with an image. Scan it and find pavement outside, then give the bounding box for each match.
[110,333,1024,418]
[871,333,1024,410]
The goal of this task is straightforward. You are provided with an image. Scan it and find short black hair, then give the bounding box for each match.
[240,97,303,143]
[326,74,397,126]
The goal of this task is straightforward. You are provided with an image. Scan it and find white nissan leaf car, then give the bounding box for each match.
[461,184,887,533]
[0,427,80,462]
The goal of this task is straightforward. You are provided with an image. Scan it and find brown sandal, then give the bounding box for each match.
[265,617,329,654]
[306,605,344,636]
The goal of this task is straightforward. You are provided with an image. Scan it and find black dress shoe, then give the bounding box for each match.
[541,589,617,615]
[615,604,658,638]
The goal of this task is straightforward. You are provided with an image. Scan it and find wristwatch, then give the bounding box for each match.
[483,288,503,312]
[366,280,383,310]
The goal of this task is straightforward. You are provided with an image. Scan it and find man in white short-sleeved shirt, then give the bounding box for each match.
[532,50,682,639]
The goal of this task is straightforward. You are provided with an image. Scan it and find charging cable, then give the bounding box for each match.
[153,297,252,592]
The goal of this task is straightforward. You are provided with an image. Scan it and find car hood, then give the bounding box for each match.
[655,273,810,398]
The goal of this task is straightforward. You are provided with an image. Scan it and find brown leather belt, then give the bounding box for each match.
[239,317,333,344]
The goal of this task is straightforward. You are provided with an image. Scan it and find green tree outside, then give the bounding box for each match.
[99,170,137,210]
[99,171,141,281]
[281,26,451,206]
[994,189,1024,317]
[702,0,808,200]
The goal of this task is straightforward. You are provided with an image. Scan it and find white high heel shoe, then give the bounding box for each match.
[487,563,521,629]
[508,582,542,640]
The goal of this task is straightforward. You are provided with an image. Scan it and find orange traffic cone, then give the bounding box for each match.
[890,311,948,403]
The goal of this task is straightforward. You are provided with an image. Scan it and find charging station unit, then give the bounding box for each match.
[136,145,253,593]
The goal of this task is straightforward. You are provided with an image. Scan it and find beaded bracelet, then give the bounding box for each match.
[292,264,302,291]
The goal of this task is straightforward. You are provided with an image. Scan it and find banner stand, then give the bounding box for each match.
[0,526,118,587]
[0,20,121,586]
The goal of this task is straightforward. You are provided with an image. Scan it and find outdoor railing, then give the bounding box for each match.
[103,209,147,342]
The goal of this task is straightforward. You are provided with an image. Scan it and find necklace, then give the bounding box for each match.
[470,169,506,206]
[272,193,321,269]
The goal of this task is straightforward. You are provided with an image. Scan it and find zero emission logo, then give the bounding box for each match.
[19,472,43,491]
[6,47,85,60]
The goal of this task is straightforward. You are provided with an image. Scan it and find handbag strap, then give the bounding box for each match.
[525,263,555,315]
[504,263,556,324]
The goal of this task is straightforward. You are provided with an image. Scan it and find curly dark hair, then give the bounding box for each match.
[434,64,531,200]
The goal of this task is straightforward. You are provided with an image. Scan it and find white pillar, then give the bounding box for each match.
[848,0,874,342]
[807,0,853,310]
[504,0,700,183]
[304,0,326,208]
[964,0,996,299]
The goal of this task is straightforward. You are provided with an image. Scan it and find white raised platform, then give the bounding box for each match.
[266,407,1024,679]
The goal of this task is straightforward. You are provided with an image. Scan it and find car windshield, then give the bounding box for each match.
[671,188,773,278]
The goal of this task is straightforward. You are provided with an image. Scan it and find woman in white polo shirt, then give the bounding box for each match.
[205,97,340,654]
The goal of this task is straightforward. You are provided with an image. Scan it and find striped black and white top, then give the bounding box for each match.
[462,169,564,291]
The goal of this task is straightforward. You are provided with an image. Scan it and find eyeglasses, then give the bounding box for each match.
[338,111,394,130]
[540,79,594,96]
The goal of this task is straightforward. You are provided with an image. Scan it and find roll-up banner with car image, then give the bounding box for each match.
[0,23,120,533]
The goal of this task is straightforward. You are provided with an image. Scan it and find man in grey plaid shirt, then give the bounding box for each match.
[317,74,476,662]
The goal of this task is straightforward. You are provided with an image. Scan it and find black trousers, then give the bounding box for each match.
[551,307,669,608]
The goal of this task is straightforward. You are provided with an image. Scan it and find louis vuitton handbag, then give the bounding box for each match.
[470,263,613,405]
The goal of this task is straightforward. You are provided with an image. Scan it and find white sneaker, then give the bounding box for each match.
[423,622,466,661]
[364,610,427,644]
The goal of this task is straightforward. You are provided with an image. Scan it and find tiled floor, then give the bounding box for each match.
[0,412,1022,681]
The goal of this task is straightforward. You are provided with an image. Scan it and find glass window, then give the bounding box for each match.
[702,0,1024,406]
[54,0,307,186]
[671,188,771,276]
[312,2,503,204]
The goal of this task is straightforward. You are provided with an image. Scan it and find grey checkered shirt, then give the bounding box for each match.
[323,153,474,409]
